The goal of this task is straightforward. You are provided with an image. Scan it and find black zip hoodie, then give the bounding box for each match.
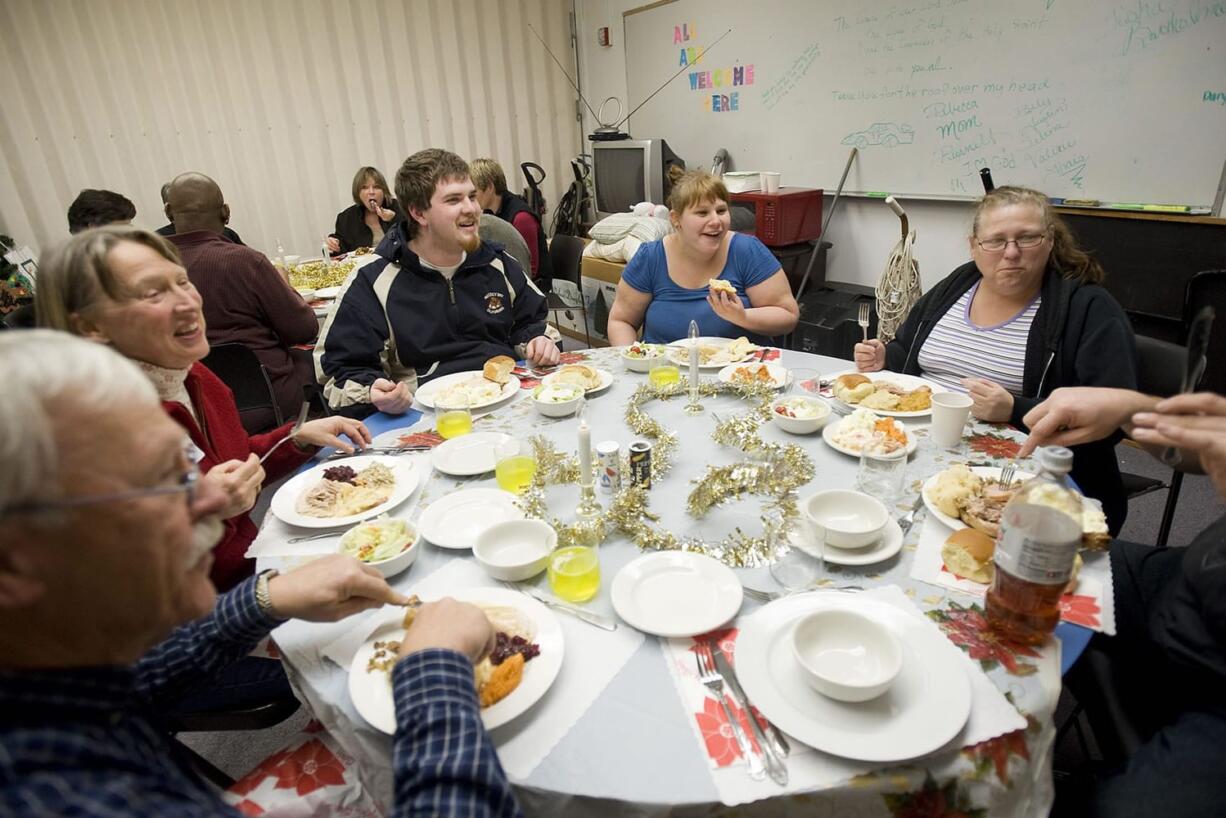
[315,225,547,415]
[885,261,1138,533]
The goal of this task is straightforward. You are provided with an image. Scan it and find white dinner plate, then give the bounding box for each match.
[610,551,743,637]
[827,370,949,418]
[348,587,564,733]
[414,370,521,410]
[417,487,524,550]
[790,517,905,566]
[315,285,342,299]
[370,423,438,450]
[541,366,614,396]
[717,362,790,389]
[666,337,760,369]
[736,591,972,762]
[821,415,919,458]
[920,466,1035,531]
[430,432,513,476]
[270,455,419,529]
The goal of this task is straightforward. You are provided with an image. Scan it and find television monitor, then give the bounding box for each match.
[591,138,683,218]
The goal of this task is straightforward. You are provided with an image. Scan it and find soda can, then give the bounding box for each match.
[596,440,622,494]
[628,440,652,488]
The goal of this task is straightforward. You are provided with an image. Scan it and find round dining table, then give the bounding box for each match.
[256,345,1087,817]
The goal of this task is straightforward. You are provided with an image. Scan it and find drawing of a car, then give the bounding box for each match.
[842,123,915,148]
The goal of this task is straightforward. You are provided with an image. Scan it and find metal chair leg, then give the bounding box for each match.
[1155,470,1184,547]
[581,305,591,348]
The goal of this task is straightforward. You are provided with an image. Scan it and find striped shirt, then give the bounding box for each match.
[916,282,1040,394]
[0,578,521,818]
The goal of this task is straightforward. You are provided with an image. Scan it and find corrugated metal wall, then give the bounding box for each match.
[0,0,581,257]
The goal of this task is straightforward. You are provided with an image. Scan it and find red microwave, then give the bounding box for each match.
[729,187,824,247]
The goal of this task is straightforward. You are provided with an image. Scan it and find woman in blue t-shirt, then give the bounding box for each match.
[607,171,799,345]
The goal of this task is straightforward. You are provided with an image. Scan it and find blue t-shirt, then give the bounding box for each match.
[621,233,780,344]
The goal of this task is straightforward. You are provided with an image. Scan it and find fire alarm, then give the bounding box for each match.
[597,26,611,47]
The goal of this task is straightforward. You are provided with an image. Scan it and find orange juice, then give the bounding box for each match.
[548,545,600,602]
[648,364,680,387]
[495,454,536,493]
[436,410,472,439]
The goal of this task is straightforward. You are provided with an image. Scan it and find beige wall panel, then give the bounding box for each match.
[0,0,582,258]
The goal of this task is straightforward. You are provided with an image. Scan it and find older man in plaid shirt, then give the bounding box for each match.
[0,331,522,818]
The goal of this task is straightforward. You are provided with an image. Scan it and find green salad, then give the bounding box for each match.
[340,518,415,563]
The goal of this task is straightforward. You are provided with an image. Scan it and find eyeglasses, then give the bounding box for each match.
[975,233,1047,252]
[3,444,200,515]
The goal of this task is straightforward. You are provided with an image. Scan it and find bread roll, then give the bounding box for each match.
[483,355,516,384]
[941,528,996,584]
[708,278,737,294]
[836,373,871,390]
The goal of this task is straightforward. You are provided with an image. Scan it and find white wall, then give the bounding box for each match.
[574,0,982,292]
[0,0,583,258]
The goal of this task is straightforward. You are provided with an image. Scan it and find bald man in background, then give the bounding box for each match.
[157,180,245,245]
[166,173,317,422]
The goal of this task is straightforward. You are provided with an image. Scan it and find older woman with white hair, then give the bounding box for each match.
[34,226,372,590]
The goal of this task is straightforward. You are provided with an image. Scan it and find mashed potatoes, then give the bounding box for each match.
[926,464,983,518]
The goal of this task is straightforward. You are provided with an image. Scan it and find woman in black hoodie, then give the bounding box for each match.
[855,186,1136,533]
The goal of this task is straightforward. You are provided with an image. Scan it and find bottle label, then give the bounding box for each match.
[994,503,1080,584]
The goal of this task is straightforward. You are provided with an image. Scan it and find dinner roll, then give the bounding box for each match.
[941,528,996,584]
[483,355,516,384]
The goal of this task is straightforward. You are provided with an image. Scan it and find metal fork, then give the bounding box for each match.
[259,401,311,465]
[742,585,864,604]
[999,460,1017,489]
[898,492,927,537]
[857,302,871,342]
[694,644,765,782]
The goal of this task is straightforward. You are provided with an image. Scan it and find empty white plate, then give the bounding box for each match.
[430,432,512,476]
[611,551,743,637]
[417,487,524,550]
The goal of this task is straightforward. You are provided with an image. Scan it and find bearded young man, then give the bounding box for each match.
[315,149,560,417]
[0,331,523,817]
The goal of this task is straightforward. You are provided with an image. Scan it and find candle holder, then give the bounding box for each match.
[683,319,705,415]
[576,473,602,520]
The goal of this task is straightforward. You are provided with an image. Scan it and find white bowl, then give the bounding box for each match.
[338,519,421,578]
[791,609,902,702]
[532,383,585,417]
[801,490,889,550]
[294,286,316,300]
[474,519,556,581]
[770,395,833,434]
[620,344,666,373]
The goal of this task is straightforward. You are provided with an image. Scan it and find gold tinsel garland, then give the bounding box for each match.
[514,378,816,567]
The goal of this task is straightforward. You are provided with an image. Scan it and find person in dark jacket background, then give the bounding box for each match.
[315,149,559,418]
[326,166,404,255]
[855,185,1137,533]
[470,157,552,283]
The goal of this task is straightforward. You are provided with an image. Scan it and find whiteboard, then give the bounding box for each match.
[623,0,1226,208]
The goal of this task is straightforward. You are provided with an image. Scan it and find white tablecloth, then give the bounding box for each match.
[259,346,1064,817]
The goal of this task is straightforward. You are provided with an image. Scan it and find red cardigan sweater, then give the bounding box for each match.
[164,363,315,590]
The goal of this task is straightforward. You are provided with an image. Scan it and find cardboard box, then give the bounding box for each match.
[580,254,626,285]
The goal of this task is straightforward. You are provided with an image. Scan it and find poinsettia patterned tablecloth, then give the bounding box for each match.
[255,347,1080,817]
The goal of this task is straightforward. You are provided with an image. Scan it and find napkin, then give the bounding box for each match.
[321,558,645,781]
[661,584,1027,807]
[910,514,1116,634]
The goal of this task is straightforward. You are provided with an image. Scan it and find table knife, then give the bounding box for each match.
[713,647,791,760]
[516,587,618,631]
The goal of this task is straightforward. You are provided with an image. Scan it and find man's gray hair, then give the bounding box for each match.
[0,330,158,517]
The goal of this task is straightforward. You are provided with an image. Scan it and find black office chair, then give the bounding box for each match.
[1119,335,1188,547]
[1185,270,1225,395]
[547,234,591,348]
[201,343,284,435]
[163,697,303,788]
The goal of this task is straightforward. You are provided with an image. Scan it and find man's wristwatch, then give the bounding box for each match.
[255,569,280,617]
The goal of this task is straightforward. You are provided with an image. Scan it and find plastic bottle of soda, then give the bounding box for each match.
[985,447,1082,645]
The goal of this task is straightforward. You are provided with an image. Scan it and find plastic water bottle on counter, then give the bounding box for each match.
[985,446,1082,645]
